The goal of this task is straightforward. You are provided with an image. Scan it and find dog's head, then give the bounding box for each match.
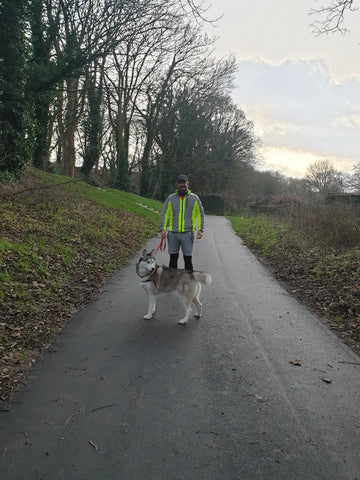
[136,249,156,278]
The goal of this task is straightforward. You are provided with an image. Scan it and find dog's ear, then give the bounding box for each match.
[142,249,147,256]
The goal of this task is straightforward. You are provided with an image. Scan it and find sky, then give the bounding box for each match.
[204,0,360,178]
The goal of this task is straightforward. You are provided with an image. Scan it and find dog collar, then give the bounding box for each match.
[140,267,158,285]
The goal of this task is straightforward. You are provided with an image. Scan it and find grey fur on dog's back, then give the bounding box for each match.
[154,267,211,293]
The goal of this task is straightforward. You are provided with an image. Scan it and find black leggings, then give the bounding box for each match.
[169,253,193,272]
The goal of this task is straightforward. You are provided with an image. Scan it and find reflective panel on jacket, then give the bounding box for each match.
[160,190,205,233]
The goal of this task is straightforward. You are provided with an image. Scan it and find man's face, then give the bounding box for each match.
[177,180,189,195]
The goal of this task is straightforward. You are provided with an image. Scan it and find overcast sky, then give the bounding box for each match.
[204,0,360,178]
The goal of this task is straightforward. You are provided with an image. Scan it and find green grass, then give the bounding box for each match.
[0,168,163,399]
[228,214,286,256]
[227,211,360,350]
[32,168,162,224]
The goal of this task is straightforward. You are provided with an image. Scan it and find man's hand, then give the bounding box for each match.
[160,230,167,239]
[196,231,203,240]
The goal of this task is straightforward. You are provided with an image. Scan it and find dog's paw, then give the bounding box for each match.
[178,318,188,325]
[144,314,152,320]
[194,314,201,318]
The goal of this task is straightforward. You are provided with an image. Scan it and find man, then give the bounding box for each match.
[160,174,205,272]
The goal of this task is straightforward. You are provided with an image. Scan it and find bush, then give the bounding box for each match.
[0,171,18,185]
[200,194,224,215]
[289,202,360,251]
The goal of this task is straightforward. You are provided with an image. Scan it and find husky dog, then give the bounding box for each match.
[136,249,212,325]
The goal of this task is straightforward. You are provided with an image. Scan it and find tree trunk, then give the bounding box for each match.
[81,62,104,177]
[114,105,129,190]
[32,95,51,170]
[140,139,152,197]
[140,111,156,197]
[61,77,79,177]
[61,128,76,177]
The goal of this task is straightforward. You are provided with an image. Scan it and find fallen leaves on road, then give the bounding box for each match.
[89,439,98,450]
[255,394,265,403]
[289,360,302,366]
[321,377,332,384]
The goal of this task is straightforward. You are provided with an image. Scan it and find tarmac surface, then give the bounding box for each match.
[1,216,360,479]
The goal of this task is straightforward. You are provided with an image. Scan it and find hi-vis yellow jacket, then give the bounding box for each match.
[160,190,205,233]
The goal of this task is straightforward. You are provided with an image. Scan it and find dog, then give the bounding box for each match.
[136,249,212,325]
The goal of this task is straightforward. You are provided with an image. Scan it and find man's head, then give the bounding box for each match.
[175,174,189,195]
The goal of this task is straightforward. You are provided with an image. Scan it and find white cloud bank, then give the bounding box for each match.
[233,58,360,177]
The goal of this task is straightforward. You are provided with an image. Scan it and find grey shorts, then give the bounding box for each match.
[167,231,194,256]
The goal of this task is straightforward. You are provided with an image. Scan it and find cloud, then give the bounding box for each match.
[259,146,356,178]
[234,58,334,121]
[259,147,322,178]
[233,58,360,176]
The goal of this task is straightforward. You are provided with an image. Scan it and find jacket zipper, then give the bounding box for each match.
[180,196,184,232]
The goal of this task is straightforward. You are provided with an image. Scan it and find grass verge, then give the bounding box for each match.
[0,167,162,402]
[228,211,360,354]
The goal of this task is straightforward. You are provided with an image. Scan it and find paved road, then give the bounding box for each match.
[1,216,360,479]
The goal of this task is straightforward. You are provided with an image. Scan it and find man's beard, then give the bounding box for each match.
[178,186,188,195]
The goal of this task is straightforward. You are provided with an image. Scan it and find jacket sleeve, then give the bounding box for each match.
[194,195,205,231]
[159,196,172,231]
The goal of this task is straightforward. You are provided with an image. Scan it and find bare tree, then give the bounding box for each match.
[48,0,172,178]
[310,1,358,35]
[134,21,216,196]
[348,163,360,191]
[143,53,260,199]
[104,24,176,190]
[49,0,216,181]
[304,159,346,193]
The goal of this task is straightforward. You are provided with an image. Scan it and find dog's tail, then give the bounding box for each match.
[193,272,212,286]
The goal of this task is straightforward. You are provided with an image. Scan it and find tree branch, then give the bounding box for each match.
[309,0,357,35]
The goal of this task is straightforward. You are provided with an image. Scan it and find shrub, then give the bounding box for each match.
[200,194,224,215]
[288,202,360,251]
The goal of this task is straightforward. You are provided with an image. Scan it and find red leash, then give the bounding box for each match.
[154,236,166,255]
